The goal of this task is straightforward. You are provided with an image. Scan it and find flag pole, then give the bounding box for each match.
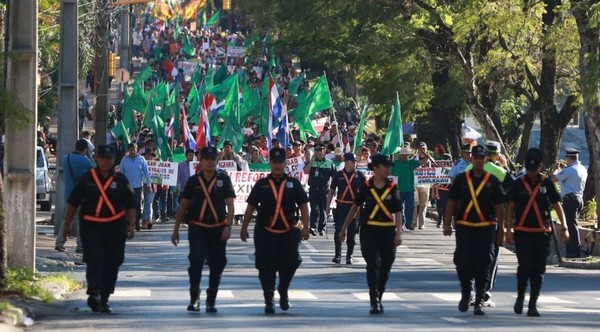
[323,71,337,124]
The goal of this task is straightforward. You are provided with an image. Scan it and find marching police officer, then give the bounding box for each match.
[505,148,570,317]
[326,152,366,264]
[303,144,336,235]
[241,148,310,314]
[340,154,403,315]
[63,144,137,313]
[551,147,588,258]
[172,146,236,313]
[443,144,505,316]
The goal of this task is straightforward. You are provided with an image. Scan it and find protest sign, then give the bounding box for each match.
[147,160,178,186]
[413,160,453,185]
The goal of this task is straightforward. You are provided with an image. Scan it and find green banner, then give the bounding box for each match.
[249,163,270,172]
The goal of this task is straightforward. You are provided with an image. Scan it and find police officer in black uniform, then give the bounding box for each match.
[505,148,569,317]
[241,148,310,314]
[443,144,505,316]
[326,152,366,264]
[303,144,336,235]
[171,146,236,313]
[340,154,403,315]
[63,144,137,313]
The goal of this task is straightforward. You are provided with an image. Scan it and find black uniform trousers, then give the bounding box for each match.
[514,231,550,297]
[80,219,126,297]
[360,226,396,296]
[309,188,328,232]
[563,194,583,258]
[453,225,496,302]
[254,226,302,299]
[334,203,358,258]
[188,226,227,291]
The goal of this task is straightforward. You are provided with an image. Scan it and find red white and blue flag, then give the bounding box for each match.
[180,104,197,151]
[268,75,289,149]
[196,93,214,149]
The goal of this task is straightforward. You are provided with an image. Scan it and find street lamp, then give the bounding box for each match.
[223,0,231,11]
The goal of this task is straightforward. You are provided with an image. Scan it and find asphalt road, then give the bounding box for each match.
[32,210,600,331]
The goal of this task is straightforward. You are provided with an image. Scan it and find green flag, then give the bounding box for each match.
[213,63,229,86]
[287,72,305,98]
[190,65,202,85]
[133,65,152,85]
[186,84,201,125]
[241,79,261,119]
[217,78,244,152]
[197,8,206,27]
[353,106,368,154]
[381,92,403,156]
[174,18,181,41]
[110,121,131,145]
[291,75,331,139]
[121,90,137,133]
[182,31,196,57]
[205,66,215,90]
[209,73,237,100]
[206,10,220,26]
[143,99,172,161]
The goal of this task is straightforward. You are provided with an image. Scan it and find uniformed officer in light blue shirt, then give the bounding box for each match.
[448,144,472,182]
[552,147,588,258]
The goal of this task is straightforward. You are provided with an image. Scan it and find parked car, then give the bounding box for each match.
[36,146,55,211]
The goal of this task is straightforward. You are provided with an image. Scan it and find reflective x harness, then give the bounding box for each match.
[456,171,497,227]
[337,172,356,204]
[367,180,396,227]
[514,176,550,233]
[265,178,293,234]
[83,169,125,223]
[189,175,226,228]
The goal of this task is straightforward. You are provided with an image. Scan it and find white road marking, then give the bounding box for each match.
[431,293,461,302]
[273,290,318,300]
[542,306,600,314]
[402,258,443,265]
[511,294,577,304]
[440,317,468,324]
[112,288,152,297]
[353,292,403,301]
[302,241,319,253]
[218,290,234,298]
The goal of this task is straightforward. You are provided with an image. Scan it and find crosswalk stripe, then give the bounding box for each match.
[274,290,318,300]
[302,241,319,253]
[218,290,234,298]
[112,288,152,297]
[402,258,443,266]
[440,317,468,324]
[431,293,461,302]
[353,292,403,301]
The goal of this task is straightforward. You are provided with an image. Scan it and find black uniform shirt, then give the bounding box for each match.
[448,170,505,222]
[508,174,561,228]
[182,170,236,224]
[247,174,309,230]
[354,178,401,225]
[68,168,136,220]
[331,169,366,203]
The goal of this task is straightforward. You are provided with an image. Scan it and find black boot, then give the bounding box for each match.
[206,289,218,313]
[187,287,200,312]
[264,290,275,314]
[278,287,290,311]
[100,293,112,314]
[369,291,381,315]
[458,289,471,312]
[87,290,101,312]
[332,246,341,264]
[346,244,354,264]
[514,294,525,314]
[527,293,540,317]
[473,293,485,315]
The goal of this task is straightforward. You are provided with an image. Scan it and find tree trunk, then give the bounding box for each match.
[0,180,6,287]
[573,0,600,228]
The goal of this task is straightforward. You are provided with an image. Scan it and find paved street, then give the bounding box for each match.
[32,210,600,331]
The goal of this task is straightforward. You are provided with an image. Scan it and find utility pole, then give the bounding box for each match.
[54,0,79,238]
[119,5,131,73]
[93,0,110,145]
[3,0,38,269]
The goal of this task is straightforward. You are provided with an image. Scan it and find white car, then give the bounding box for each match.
[36,146,55,211]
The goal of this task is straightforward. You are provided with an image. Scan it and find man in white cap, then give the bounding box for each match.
[552,147,588,258]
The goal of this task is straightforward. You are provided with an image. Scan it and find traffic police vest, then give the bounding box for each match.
[456,171,497,227]
[189,173,228,228]
[365,179,397,227]
[82,169,126,223]
[513,175,551,233]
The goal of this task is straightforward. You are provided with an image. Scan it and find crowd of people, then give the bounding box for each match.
[58,4,590,320]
